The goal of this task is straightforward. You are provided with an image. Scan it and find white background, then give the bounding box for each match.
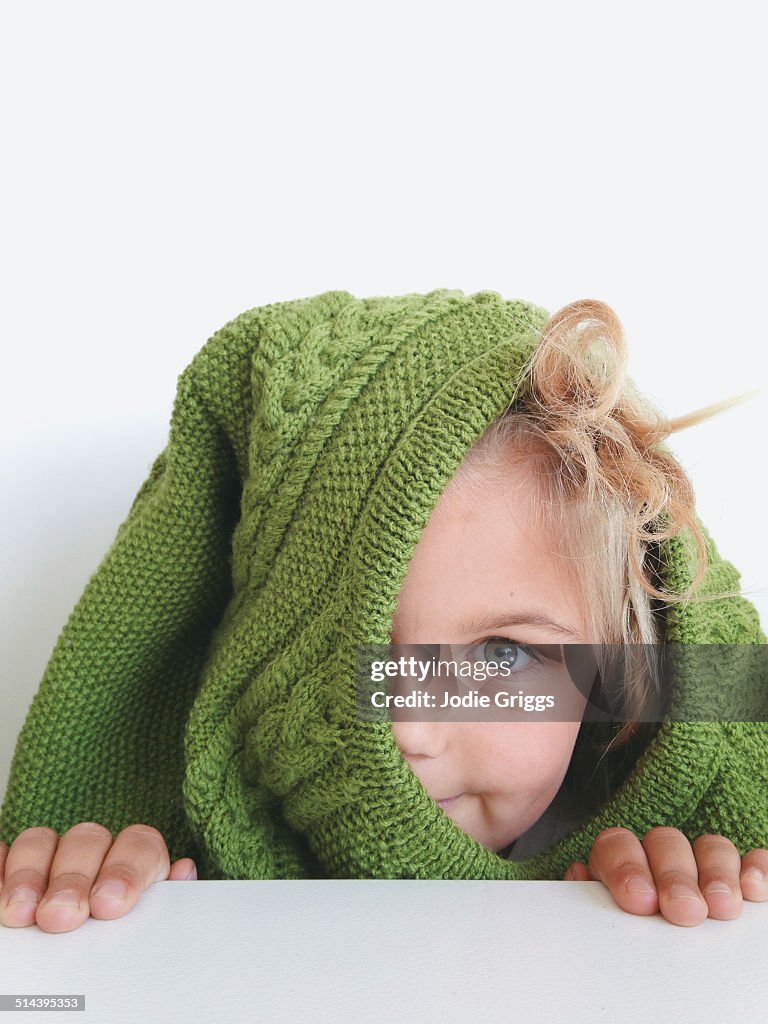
[1,1,766,803]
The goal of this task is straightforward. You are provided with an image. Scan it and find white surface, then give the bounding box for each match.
[0,880,766,1023]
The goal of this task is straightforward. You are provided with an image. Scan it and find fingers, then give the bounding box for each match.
[587,827,765,927]
[641,828,708,926]
[168,858,198,881]
[0,827,62,930]
[0,823,174,934]
[692,834,743,920]
[564,861,591,881]
[739,848,768,902]
[587,827,660,918]
[588,827,714,926]
[36,823,118,932]
[85,824,171,925]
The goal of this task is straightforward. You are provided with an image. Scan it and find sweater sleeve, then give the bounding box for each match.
[677,580,768,852]
[0,372,241,867]
[678,722,768,852]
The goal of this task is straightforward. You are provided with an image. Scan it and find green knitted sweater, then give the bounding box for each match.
[1,288,766,880]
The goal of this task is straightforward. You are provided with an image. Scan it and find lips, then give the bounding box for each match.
[436,794,463,809]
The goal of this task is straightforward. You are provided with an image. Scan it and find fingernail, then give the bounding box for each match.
[92,880,128,901]
[703,882,733,896]
[625,877,655,894]
[8,887,39,906]
[184,868,197,881]
[668,884,703,902]
[743,866,765,884]
[44,890,81,909]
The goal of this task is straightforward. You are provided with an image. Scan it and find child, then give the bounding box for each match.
[1,288,766,934]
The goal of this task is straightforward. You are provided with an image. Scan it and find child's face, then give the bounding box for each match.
[389,452,590,853]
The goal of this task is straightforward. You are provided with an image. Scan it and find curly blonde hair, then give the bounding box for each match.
[456,298,755,798]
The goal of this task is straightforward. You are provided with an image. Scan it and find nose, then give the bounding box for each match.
[385,636,456,762]
[390,717,451,762]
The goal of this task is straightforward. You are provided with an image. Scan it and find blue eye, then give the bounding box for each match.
[477,639,535,671]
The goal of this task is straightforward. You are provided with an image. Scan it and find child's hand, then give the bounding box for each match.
[0,822,197,933]
[564,826,768,926]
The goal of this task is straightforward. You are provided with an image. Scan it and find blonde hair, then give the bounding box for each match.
[459,298,755,762]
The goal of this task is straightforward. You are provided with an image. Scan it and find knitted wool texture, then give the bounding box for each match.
[1,288,767,880]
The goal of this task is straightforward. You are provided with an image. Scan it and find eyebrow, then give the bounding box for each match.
[455,607,583,641]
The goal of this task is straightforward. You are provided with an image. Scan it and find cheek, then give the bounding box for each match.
[476,722,581,792]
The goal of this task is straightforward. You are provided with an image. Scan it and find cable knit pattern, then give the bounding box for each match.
[1,288,766,881]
